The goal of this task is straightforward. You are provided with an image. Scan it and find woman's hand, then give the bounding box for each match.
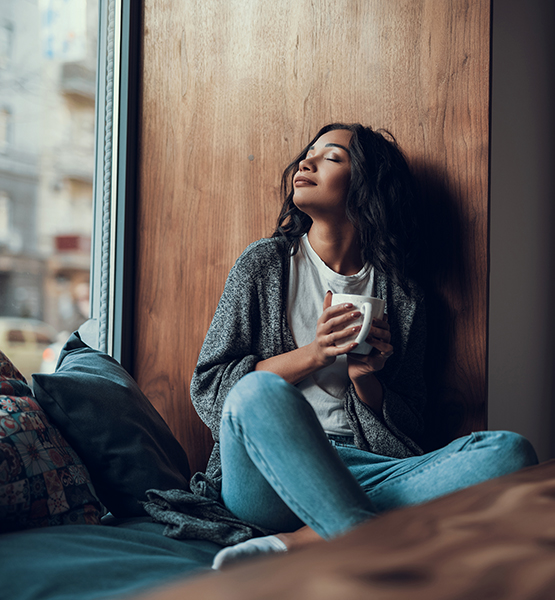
[309,291,364,369]
[347,315,393,382]
[255,291,364,384]
[346,316,392,413]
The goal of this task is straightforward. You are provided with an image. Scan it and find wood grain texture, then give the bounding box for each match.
[135,0,491,472]
[136,461,555,600]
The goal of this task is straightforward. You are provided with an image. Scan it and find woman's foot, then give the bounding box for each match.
[211,535,288,569]
[211,526,323,569]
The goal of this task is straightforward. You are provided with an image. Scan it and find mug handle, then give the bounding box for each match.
[354,302,373,345]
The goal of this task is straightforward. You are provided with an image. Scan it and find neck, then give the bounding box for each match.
[307,222,363,275]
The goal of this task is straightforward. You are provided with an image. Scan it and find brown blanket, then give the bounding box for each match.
[136,460,555,600]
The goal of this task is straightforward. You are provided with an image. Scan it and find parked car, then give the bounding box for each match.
[0,317,59,385]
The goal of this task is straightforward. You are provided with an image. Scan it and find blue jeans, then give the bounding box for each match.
[220,372,538,539]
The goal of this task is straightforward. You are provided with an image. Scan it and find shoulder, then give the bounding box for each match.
[232,237,290,276]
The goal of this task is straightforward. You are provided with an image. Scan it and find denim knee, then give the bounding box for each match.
[223,371,307,423]
[496,431,538,469]
[472,430,539,470]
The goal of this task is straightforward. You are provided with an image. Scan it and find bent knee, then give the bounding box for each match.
[478,430,539,470]
[223,371,306,418]
[499,431,538,469]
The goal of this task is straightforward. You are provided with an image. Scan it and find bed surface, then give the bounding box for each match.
[3,340,554,600]
[135,460,555,600]
[4,461,555,600]
[0,516,220,600]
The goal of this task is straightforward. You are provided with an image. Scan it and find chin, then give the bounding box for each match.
[292,199,313,217]
[293,193,313,209]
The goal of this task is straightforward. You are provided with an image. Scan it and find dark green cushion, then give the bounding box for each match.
[32,332,190,517]
[0,518,219,600]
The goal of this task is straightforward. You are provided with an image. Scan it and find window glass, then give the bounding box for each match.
[0,0,98,384]
[0,107,10,150]
[34,331,55,345]
[0,190,10,239]
[7,329,25,344]
[0,21,14,69]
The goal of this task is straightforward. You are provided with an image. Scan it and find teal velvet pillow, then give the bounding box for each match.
[32,332,191,517]
[0,350,102,533]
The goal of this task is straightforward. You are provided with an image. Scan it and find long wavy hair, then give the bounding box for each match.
[273,123,420,291]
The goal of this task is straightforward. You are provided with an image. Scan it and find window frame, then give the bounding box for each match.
[89,0,140,370]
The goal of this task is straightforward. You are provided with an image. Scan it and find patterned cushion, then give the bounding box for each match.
[0,350,102,533]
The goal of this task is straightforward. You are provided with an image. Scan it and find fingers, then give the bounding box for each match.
[320,308,363,346]
[315,297,364,358]
[369,335,394,359]
[322,290,333,311]
[325,341,360,357]
[370,317,390,331]
[317,299,393,361]
[322,324,361,349]
[319,300,360,328]
[367,336,393,358]
[366,316,390,343]
[368,325,389,344]
[362,316,394,359]
[326,310,362,333]
[346,337,394,379]
[321,295,355,320]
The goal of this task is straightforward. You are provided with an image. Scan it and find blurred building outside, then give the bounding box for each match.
[0,0,98,381]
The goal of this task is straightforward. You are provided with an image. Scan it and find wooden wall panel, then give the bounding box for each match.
[135,0,491,472]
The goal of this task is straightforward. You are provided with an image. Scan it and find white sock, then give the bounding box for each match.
[211,535,288,569]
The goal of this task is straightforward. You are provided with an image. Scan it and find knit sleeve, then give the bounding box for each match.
[189,265,260,442]
[190,239,290,443]
[345,284,427,458]
[380,293,427,446]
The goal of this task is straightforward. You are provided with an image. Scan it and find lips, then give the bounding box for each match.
[294,175,316,186]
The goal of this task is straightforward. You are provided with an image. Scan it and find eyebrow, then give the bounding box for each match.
[308,143,350,154]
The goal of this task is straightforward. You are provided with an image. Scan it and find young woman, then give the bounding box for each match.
[190,123,538,568]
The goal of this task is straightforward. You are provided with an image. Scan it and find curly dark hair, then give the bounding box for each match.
[273,123,420,291]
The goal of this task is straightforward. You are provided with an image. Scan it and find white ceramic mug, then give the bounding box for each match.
[331,293,386,355]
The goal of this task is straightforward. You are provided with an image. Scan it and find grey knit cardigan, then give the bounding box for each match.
[190,237,427,487]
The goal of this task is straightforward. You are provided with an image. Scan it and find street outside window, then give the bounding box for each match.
[0,0,99,384]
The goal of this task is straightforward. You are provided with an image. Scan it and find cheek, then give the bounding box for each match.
[332,172,351,196]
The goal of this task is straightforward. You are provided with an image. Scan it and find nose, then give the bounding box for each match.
[299,156,316,171]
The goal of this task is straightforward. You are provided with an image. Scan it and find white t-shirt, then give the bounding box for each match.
[287,234,375,436]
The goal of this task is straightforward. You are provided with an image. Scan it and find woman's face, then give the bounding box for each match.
[293,129,353,220]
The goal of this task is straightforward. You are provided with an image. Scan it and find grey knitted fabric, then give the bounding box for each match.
[143,485,274,545]
[191,236,427,487]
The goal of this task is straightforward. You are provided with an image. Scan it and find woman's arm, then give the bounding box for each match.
[190,242,279,440]
[255,291,363,384]
[191,248,366,442]
[344,287,428,456]
[379,294,428,441]
[350,372,384,414]
[345,315,394,414]
[255,345,323,386]
[190,239,359,439]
